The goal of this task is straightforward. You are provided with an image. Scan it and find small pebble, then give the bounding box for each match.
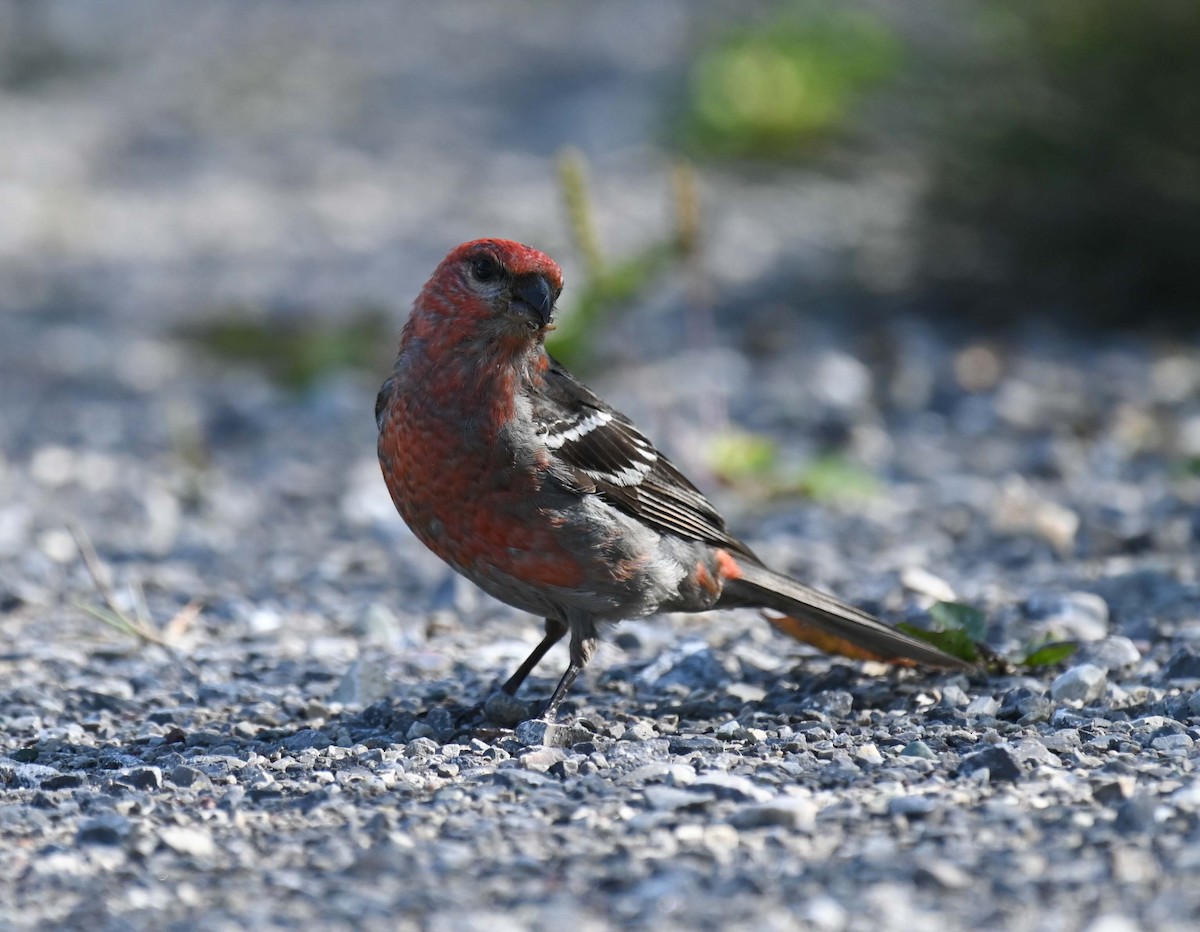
[483,692,535,728]
[1025,591,1110,641]
[159,827,217,859]
[170,765,210,789]
[1051,665,1107,703]
[644,786,713,812]
[120,766,163,791]
[957,747,1024,783]
[76,814,131,847]
[1076,637,1141,672]
[514,719,592,748]
[728,796,816,831]
[900,741,938,760]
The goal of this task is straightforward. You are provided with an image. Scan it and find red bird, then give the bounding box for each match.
[377,239,969,720]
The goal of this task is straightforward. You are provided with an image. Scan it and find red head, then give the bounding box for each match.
[407,239,564,354]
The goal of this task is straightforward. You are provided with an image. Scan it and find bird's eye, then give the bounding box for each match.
[470,256,500,283]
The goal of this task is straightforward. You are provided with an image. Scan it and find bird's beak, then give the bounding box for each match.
[513,274,556,328]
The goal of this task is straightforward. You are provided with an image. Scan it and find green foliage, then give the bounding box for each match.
[548,152,698,370]
[1173,457,1200,478]
[897,622,981,666]
[707,429,780,484]
[928,601,988,642]
[898,601,988,664]
[679,8,902,159]
[1022,641,1080,669]
[921,0,1200,322]
[790,453,880,504]
[547,243,678,370]
[185,305,393,391]
[707,432,880,504]
[900,599,1083,671]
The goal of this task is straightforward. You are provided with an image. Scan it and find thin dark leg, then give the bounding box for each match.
[501,618,567,695]
[539,627,597,722]
[540,662,583,723]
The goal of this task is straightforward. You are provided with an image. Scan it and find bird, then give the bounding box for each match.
[376,238,971,721]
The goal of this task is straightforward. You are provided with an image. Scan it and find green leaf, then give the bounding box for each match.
[928,601,988,641]
[897,623,982,664]
[792,454,880,504]
[1172,456,1200,478]
[707,430,780,483]
[546,244,677,370]
[1021,641,1080,668]
[184,306,394,391]
[680,10,903,160]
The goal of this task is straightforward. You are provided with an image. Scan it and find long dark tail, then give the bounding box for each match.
[722,561,973,670]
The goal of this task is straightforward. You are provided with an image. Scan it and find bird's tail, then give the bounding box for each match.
[722,561,973,670]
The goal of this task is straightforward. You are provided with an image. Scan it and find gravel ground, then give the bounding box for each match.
[3,5,1200,931]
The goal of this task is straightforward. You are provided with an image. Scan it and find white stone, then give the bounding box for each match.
[1051,665,1107,703]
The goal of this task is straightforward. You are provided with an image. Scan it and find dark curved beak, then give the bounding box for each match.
[513,274,555,327]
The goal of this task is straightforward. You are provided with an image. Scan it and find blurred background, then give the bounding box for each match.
[3,0,1197,329]
[1,0,1198,664]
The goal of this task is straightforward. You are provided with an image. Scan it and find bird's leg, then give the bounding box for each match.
[501,618,567,696]
[539,628,596,722]
[540,664,581,723]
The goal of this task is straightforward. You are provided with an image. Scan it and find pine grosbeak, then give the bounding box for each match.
[377,239,969,720]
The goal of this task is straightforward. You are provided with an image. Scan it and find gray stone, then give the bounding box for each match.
[0,758,62,788]
[957,747,1024,783]
[915,859,973,890]
[1025,591,1110,640]
[514,719,592,748]
[1051,665,1107,703]
[638,640,728,689]
[1164,648,1200,682]
[1076,637,1141,672]
[965,695,1001,717]
[900,741,938,760]
[518,748,565,772]
[40,773,85,791]
[728,797,816,830]
[1012,738,1058,767]
[1093,776,1136,804]
[1149,733,1193,754]
[169,765,211,789]
[1170,781,1200,810]
[1114,796,1160,835]
[483,691,537,727]
[159,826,217,858]
[76,814,131,846]
[120,766,163,790]
[404,721,436,741]
[643,785,713,812]
[811,691,854,719]
[940,685,969,708]
[888,795,939,818]
[283,729,333,751]
[622,721,657,742]
[691,773,772,803]
[403,737,439,758]
[998,688,1053,724]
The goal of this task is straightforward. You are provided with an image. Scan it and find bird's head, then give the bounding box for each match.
[413,239,564,351]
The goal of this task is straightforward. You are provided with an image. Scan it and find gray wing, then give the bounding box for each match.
[530,358,757,560]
